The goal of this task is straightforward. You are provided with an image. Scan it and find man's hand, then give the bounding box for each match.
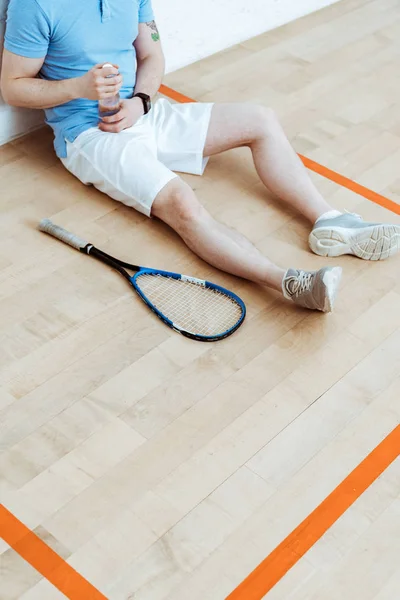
[99,97,144,133]
[75,63,123,101]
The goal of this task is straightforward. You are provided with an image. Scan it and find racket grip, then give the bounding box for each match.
[38,219,89,251]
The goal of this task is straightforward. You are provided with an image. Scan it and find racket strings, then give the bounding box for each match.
[135,273,243,336]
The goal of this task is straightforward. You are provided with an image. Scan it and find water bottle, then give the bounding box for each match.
[98,63,121,118]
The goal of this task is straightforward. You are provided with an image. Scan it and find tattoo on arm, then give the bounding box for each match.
[146,20,160,42]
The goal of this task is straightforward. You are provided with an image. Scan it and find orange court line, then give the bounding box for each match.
[0,504,107,600]
[159,84,194,104]
[226,424,400,600]
[300,155,400,216]
[159,84,400,216]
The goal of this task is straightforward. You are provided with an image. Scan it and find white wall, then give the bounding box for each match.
[156,0,341,72]
[0,0,340,145]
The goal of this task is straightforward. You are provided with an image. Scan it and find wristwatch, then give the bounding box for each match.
[134,93,151,114]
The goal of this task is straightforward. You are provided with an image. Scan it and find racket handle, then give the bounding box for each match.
[38,219,89,251]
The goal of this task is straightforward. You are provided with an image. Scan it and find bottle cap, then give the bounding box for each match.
[102,63,113,68]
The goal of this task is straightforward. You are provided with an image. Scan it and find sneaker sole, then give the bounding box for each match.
[322,266,342,313]
[309,224,400,261]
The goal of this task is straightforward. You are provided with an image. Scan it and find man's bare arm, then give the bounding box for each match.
[133,21,165,98]
[0,49,122,109]
[99,21,164,133]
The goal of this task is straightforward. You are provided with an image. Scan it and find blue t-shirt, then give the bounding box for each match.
[4,0,154,157]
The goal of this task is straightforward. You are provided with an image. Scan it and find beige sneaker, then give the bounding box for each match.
[283,267,342,312]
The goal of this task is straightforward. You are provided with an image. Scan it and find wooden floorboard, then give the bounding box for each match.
[1,0,400,598]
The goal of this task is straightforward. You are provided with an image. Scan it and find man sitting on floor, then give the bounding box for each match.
[2,0,399,312]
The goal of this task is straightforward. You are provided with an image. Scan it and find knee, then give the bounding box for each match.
[152,179,206,230]
[173,184,203,223]
[252,105,279,141]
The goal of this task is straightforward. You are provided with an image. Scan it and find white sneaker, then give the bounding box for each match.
[282,267,342,313]
[309,212,400,260]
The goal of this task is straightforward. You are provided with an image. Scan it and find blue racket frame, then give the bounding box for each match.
[38,220,246,342]
[84,248,246,342]
[130,268,246,342]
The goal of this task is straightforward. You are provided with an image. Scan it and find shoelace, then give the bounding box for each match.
[289,270,314,296]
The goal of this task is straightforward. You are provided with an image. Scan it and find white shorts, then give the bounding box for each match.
[61,98,214,216]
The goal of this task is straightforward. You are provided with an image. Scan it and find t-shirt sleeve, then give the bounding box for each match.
[138,0,155,23]
[4,0,50,58]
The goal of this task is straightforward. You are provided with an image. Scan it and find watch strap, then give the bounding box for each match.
[134,93,151,114]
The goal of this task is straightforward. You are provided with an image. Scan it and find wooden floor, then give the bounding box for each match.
[1,0,400,598]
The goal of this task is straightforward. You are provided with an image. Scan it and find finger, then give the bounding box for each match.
[102,75,123,87]
[96,82,122,95]
[98,84,122,98]
[99,118,128,133]
[101,110,127,123]
[92,64,117,79]
[95,78,122,93]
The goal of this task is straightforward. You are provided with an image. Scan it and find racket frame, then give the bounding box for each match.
[84,246,246,342]
[39,220,246,342]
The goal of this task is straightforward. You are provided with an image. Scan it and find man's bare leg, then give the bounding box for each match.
[203,103,400,261]
[152,179,342,312]
[203,103,334,224]
[152,178,285,291]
